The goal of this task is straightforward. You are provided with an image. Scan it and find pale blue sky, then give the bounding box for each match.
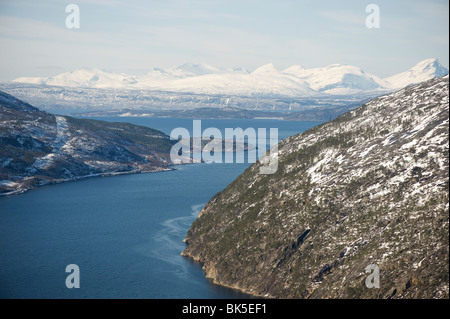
[0,0,448,81]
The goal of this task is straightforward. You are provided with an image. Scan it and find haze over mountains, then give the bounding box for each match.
[11,58,448,96]
[1,58,447,118]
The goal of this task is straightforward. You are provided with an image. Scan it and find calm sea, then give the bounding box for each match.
[0,118,321,298]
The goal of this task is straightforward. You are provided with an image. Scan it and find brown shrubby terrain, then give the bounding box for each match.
[182,76,449,299]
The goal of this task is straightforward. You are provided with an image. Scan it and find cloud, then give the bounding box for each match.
[318,10,365,26]
[0,15,124,46]
[431,34,450,45]
[34,66,66,70]
[0,0,447,81]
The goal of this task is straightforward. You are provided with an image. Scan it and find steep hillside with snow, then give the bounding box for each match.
[0,91,174,195]
[182,75,449,299]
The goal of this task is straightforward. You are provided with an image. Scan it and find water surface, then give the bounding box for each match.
[0,118,321,298]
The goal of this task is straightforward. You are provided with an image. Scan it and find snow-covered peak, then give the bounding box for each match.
[12,68,139,89]
[49,68,102,82]
[384,58,449,89]
[251,63,278,75]
[327,63,343,68]
[282,65,305,76]
[325,64,362,72]
[12,76,45,85]
[412,58,446,72]
[164,63,223,77]
[284,63,386,93]
[49,69,138,88]
[229,67,250,74]
[9,59,448,97]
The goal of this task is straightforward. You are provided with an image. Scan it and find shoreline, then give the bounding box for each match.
[180,248,274,299]
[0,166,175,197]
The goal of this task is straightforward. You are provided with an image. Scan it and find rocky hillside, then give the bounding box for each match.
[182,75,449,299]
[0,91,174,195]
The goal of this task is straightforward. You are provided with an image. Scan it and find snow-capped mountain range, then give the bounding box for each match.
[12,59,448,97]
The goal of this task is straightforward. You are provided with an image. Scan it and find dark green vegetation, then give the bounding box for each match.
[182,76,449,299]
[0,91,174,195]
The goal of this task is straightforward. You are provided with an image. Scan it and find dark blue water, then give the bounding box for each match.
[85,117,315,142]
[0,118,321,298]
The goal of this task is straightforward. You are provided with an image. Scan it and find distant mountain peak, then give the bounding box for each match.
[327,63,343,68]
[251,63,278,74]
[168,63,222,76]
[414,57,439,66]
[384,58,449,89]
[282,65,305,74]
[9,58,448,96]
[408,58,448,74]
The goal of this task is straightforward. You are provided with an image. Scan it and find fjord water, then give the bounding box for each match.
[0,118,321,298]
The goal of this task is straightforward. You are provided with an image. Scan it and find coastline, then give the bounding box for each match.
[180,247,274,299]
[0,166,175,197]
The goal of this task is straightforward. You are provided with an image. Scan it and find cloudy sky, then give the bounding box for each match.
[0,0,448,81]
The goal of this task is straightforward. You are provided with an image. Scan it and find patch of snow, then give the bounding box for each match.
[0,180,19,187]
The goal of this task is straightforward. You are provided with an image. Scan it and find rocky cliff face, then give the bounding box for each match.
[0,91,174,195]
[182,75,449,299]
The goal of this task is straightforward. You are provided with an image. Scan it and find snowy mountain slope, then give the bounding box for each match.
[160,62,242,77]
[64,69,139,88]
[282,64,389,94]
[165,64,316,97]
[182,75,449,299]
[384,59,449,89]
[6,59,447,116]
[11,59,448,98]
[1,81,372,116]
[0,90,174,195]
